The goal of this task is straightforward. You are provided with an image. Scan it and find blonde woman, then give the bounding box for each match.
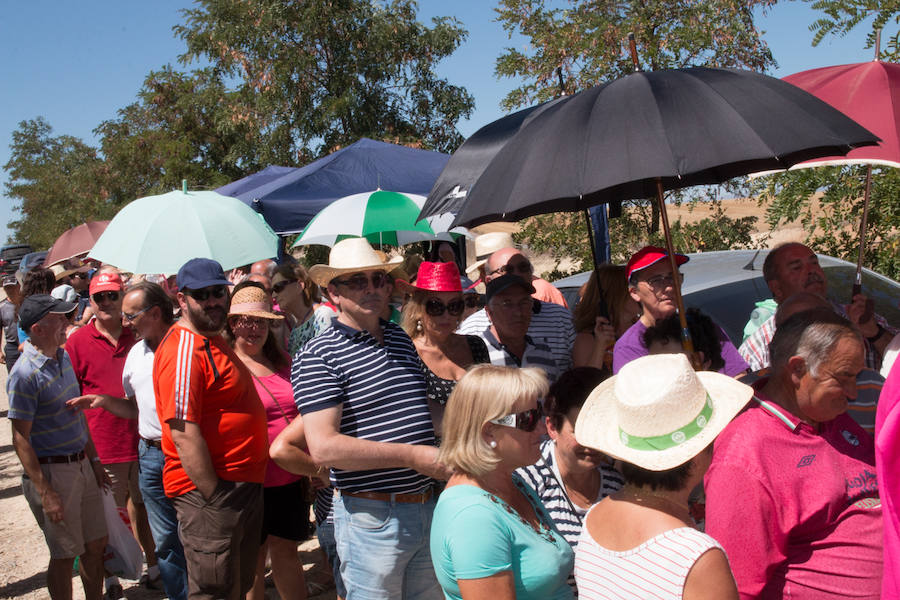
[431,365,574,600]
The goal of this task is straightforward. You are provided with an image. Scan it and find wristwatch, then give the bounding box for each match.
[867,325,886,345]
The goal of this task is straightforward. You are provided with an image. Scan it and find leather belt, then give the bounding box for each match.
[141,437,162,449]
[37,450,86,465]
[341,487,434,504]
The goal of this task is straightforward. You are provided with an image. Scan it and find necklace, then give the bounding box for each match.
[617,484,693,525]
[484,478,559,547]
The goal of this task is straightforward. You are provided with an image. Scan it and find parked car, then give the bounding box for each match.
[0,244,32,275]
[17,251,49,275]
[553,249,900,345]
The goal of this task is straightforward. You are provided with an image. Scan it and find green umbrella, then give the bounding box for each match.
[291,190,467,248]
[89,185,279,274]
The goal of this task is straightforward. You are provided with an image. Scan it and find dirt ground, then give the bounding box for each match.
[0,367,336,600]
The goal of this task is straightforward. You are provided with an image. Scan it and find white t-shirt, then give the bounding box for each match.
[122,339,162,440]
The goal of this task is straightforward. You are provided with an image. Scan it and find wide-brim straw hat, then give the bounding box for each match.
[396,261,463,294]
[465,231,516,277]
[308,238,403,287]
[575,353,752,471]
[228,285,283,320]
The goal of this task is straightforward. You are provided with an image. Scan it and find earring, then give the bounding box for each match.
[489,440,497,448]
[416,319,423,333]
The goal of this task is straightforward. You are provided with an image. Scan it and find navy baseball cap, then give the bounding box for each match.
[485,274,536,305]
[19,294,77,332]
[176,258,232,291]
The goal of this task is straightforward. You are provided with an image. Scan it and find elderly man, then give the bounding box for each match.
[153,258,268,600]
[292,237,448,600]
[739,242,896,372]
[65,269,156,597]
[613,245,748,375]
[706,309,882,598]
[459,243,574,372]
[476,273,558,381]
[67,282,187,599]
[8,294,108,599]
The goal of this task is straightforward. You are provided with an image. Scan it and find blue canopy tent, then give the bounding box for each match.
[217,138,450,235]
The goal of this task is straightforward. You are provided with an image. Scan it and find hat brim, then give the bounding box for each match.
[465,259,488,277]
[309,256,404,287]
[227,309,283,320]
[575,370,752,471]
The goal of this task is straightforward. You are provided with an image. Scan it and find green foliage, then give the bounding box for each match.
[806,0,900,61]
[175,0,475,160]
[3,118,113,248]
[754,166,900,280]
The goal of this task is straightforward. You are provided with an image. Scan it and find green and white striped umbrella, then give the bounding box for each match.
[291,190,468,248]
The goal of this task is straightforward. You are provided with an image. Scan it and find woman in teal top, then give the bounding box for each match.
[431,365,574,600]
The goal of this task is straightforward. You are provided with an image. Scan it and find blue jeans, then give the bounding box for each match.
[138,439,188,600]
[334,492,441,600]
[317,519,347,598]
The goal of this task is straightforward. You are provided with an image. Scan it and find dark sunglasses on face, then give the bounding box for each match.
[489,405,543,432]
[185,286,229,302]
[272,279,296,294]
[491,260,533,277]
[425,297,465,317]
[71,272,87,280]
[333,272,387,292]
[92,291,120,303]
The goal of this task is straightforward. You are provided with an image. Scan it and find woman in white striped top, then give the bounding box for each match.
[572,354,752,600]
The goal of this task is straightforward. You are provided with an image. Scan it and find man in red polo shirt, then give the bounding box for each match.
[66,268,157,597]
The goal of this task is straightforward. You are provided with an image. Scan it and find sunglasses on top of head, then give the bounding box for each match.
[332,272,387,292]
[425,297,465,317]
[92,291,120,303]
[185,286,229,302]
[489,405,543,432]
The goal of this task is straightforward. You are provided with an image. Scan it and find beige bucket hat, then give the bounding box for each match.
[465,232,516,277]
[575,353,753,471]
[308,238,403,287]
[228,285,283,320]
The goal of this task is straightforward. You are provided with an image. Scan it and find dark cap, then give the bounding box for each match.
[2,275,18,287]
[176,258,232,291]
[19,294,77,332]
[485,274,536,305]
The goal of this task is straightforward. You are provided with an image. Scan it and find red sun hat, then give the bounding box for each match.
[89,270,124,295]
[626,246,689,281]
[398,261,463,293]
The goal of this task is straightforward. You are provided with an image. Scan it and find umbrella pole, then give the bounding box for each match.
[655,179,696,358]
[583,209,600,271]
[853,165,873,296]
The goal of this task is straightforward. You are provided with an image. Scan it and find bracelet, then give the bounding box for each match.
[867,326,886,344]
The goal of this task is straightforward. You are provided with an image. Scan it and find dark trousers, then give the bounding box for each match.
[173,480,263,600]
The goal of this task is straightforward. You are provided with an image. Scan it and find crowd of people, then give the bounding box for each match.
[3,232,898,600]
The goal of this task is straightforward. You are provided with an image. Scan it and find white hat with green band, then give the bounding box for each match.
[575,353,753,471]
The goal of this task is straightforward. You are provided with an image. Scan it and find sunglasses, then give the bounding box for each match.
[71,272,88,280]
[639,272,684,290]
[332,272,387,292]
[231,315,269,330]
[490,260,533,277]
[122,304,154,322]
[489,405,543,432]
[92,291,121,303]
[425,297,465,317]
[185,286,229,302]
[272,279,296,294]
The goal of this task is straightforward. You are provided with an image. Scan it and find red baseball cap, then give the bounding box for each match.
[626,246,689,281]
[89,271,124,295]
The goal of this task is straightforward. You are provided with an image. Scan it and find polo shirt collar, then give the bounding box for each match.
[21,340,64,369]
[481,326,534,349]
[751,378,803,432]
[332,317,388,341]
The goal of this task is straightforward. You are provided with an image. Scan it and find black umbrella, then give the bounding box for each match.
[421,66,878,355]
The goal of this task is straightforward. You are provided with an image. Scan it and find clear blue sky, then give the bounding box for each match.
[0,1,878,244]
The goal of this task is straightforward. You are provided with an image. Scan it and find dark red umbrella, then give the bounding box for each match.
[45,221,110,267]
[778,61,900,299]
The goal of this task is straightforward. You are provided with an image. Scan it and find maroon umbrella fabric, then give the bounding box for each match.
[784,61,900,168]
[45,221,110,267]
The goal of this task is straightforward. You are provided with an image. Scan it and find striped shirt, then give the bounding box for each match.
[478,327,560,382]
[6,341,88,457]
[458,301,575,372]
[575,521,724,599]
[293,318,435,494]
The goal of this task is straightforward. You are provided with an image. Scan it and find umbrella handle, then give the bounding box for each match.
[853,166,875,323]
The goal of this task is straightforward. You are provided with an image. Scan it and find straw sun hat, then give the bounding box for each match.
[308,238,403,287]
[465,231,516,277]
[228,285,283,320]
[575,353,752,471]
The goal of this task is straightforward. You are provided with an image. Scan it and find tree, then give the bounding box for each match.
[806,0,900,61]
[4,118,111,248]
[174,0,475,162]
[495,0,775,265]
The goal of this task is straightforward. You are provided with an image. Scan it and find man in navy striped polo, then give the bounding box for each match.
[293,238,450,600]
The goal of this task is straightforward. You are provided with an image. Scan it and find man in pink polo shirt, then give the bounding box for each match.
[705,308,881,599]
[66,269,157,597]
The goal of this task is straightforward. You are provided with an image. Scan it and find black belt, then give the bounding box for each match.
[37,450,86,464]
[141,437,162,449]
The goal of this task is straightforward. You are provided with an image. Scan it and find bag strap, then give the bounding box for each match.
[252,373,293,425]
